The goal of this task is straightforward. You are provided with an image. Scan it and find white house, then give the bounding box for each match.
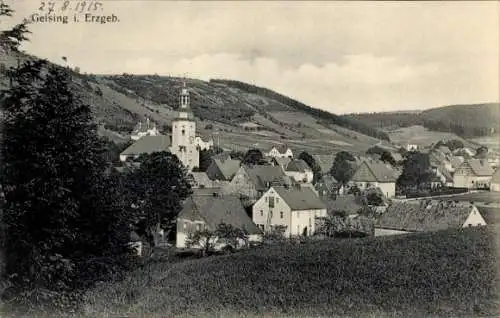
[195,136,214,151]
[252,185,327,237]
[375,200,487,236]
[490,168,500,192]
[266,145,293,158]
[406,144,418,151]
[283,159,314,183]
[130,118,160,141]
[453,159,494,189]
[176,189,262,249]
[350,161,398,198]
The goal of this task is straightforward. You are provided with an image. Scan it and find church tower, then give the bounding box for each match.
[170,82,199,170]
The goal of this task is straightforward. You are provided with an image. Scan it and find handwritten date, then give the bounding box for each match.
[39,1,103,14]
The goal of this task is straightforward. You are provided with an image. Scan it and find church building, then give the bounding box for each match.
[169,83,200,170]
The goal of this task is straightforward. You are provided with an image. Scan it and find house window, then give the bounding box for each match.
[276,198,279,204]
[270,211,273,218]
[182,129,185,136]
[258,224,264,231]
[196,224,201,231]
[260,210,263,216]
[269,197,275,208]
[280,211,284,219]
[183,223,187,230]
[265,197,268,202]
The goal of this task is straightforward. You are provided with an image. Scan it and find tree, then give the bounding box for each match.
[186,223,248,257]
[197,147,223,172]
[475,146,488,158]
[121,151,192,248]
[363,187,384,206]
[298,151,322,184]
[397,152,433,192]
[1,2,31,53]
[330,151,356,190]
[380,151,396,166]
[1,60,132,292]
[242,148,266,165]
[229,150,245,161]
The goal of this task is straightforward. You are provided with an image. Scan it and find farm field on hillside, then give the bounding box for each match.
[386,125,477,148]
[74,227,498,318]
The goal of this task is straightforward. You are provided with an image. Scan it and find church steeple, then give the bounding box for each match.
[179,81,190,110]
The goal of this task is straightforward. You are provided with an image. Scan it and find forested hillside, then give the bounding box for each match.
[344,103,500,138]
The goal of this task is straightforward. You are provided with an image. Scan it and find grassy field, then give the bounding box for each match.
[435,191,500,204]
[12,227,486,318]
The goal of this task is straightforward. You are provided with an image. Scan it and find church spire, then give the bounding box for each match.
[179,80,190,110]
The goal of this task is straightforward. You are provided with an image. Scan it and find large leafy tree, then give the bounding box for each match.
[397,152,433,192]
[298,151,322,184]
[242,148,266,165]
[330,151,356,190]
[121,151,192,248]
[1,60,131,291]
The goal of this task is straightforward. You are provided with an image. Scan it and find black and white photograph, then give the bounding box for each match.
[0,1,499,317]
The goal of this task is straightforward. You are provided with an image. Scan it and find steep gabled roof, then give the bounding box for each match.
[213,158,241,180]
[188,172,213,188]
[272,186,326,211]
[178,192,261,235]
[376,200,479,232]
[351,161,398,183]
[285,159,311,173]
[270,144,291,154]
[243,165,288,191]
[459,159,494,176]
[120,135,170,156]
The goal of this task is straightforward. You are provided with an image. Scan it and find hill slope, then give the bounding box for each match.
[343,103,500,139]
[79,227,498,317]
[0,50,393,154]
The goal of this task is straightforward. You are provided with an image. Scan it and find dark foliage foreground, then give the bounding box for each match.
[77,227,498,317]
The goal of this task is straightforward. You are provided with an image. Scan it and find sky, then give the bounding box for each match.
[2,1,499,114]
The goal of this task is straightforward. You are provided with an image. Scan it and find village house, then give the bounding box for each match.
[130,118,160,141]
[194,136,214,151]
[119,135,171,162]
[176,189,262,249]
[206,158,241,181]
[187,172,225,189]
[252,185,327,237]
[490,168,500,192]
[315,175,339,198]
[349,161,398,198]
[406,144,418,151]
[283,159,314,183]
[453,159,494,189]
[375,200,487,236]
[223,164,291,205]
[265,145,294,158]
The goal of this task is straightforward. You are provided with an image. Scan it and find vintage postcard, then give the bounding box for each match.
[0,1,499,317]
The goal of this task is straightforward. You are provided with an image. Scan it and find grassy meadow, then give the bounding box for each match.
[5,226,492,318]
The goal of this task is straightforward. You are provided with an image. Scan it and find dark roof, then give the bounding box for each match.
[285,159,311,173]
[272,186,326,210]
[376,200,480,232]
[113,162,141,173]
[120,135,171,156]
[351,161,398,183]
[243,165,288,191]
[460,159,494,176]
[188,172,213,188]
[322,194,365,215]
[178,193,261,235]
